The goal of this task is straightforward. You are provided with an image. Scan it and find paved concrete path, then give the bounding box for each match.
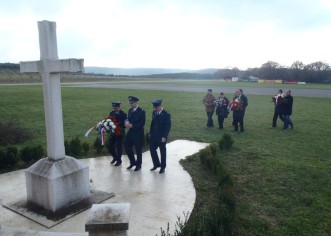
[0,140,208,236]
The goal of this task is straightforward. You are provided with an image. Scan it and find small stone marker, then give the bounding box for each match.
[85,203,130,234]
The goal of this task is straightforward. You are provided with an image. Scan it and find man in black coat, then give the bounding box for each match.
[233,89,248,132]
[149,99,171,174]
[272,89,285,127]
[125,96,146,171]
[109,101,127,166]
[283,90,294,129]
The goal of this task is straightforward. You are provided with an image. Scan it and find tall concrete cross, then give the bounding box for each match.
[20,20,84,160]
[20,20,89,212]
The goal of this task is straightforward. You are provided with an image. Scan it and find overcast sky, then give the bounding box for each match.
[1,0,331,70]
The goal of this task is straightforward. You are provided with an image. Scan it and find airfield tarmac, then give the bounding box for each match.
[63,81,331,97]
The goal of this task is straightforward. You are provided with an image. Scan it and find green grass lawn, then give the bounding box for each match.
[0,83,330,235]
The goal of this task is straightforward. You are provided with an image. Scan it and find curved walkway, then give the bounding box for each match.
[0,140,208,235]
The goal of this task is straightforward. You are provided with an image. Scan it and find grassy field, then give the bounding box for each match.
[0,82,330,235]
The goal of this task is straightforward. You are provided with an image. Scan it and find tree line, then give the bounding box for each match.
[1,61,330,83]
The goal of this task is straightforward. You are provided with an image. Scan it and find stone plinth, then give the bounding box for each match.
[25,156,90,212]
[85,203,130,235]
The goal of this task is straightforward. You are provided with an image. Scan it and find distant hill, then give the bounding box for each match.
[85,67,218,76]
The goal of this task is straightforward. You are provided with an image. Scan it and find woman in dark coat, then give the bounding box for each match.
[215,92,229,129]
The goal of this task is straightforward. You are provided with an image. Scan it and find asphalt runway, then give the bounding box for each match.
[65,82,331,97]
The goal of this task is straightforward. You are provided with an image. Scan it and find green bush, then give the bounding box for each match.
[82,141,90,155]
[218,134,234,151]
[6,146,19,166]
[21,145,45,163]
[93,136,103,154]
[199,146,220,173]
[64,140,70,155]
[30,145,44,161]
[0,148,7,169]
[69,136,82,157]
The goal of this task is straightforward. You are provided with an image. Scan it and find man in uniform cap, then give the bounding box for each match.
[109,101,127,166]
[149,99,171,174]
[125,96,146,171]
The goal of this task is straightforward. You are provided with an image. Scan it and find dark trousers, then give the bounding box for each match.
[149,137,167,169]
[272,109,284,127]
[125,135,143,167]
[233,110,244,131]
[283,115,293,129]
[217,115,225,128]
[109,135,123,162]
[206,111,214,127]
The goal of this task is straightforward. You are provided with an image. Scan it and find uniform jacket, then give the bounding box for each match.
[127,106,146,140]
[109,110,127,136]
[239,94,248,111]
[150,109,171,140]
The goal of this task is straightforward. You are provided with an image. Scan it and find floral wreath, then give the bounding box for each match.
[272,94,284,105]
[95,116,122,145]
[229,98,241,110]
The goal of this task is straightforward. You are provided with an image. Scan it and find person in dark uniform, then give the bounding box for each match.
[149,99,171,174]
[109,101,127,166]
[215,92,229,129]
[125,96,146,172]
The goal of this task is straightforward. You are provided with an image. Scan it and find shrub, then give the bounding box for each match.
[69,136,82,157]
[64,140,70,155]
[6,146,19,166]
[21,145,44,163]
[93,136,103,154]
[21,146,33,163]
[0,148,7,169]
[200,146,220,173]
[30,145,45,161]
[219,134,234,151]
[82,141,90,155]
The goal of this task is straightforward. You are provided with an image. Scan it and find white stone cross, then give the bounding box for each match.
[20,20,84,161]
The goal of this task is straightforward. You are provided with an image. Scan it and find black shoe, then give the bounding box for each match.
[127,164,135,170]
[159,169,165,174]
[150,166,160,171]
[134,166,141,172]
[110,159,116,164]
[114,161,122,166]
[240,129,244,132]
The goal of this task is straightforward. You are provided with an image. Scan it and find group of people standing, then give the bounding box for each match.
[203,88,248,132]
[203,88,294,131]
[107,96,171,174]
[272,89,294,129]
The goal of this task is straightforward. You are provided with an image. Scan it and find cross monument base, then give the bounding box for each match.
[25,156,90,213]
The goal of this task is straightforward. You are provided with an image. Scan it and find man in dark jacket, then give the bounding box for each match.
[232,89,248,132]
[109,101,127,166]
[149,99,171,174]
[272,89,285,127]
[283,90,294,129]
[125,96,146,171]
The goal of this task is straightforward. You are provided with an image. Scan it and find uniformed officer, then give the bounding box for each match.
[125,96,146,172]
[149,99,171,174]
[109,101,127,166]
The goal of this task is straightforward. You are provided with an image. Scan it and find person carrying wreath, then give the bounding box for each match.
[108,101,127,166]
